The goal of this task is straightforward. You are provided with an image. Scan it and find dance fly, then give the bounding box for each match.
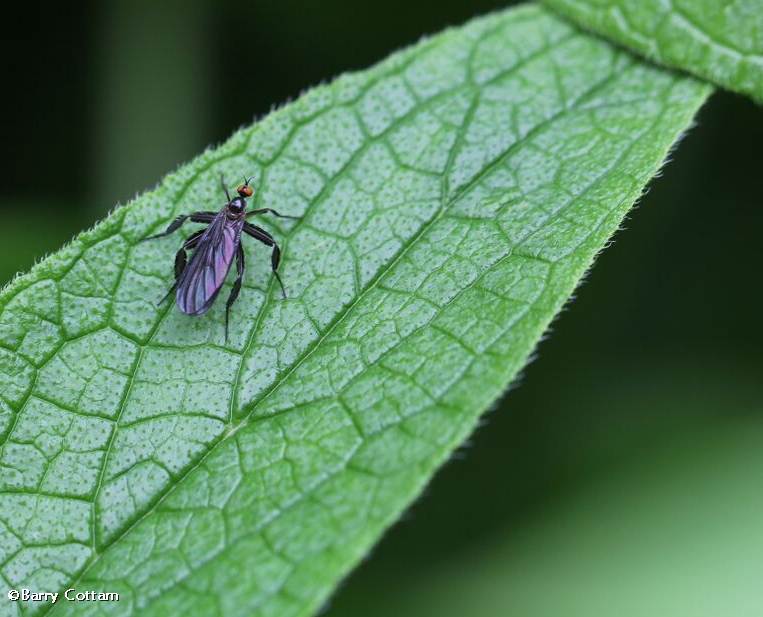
[142,175,298,340]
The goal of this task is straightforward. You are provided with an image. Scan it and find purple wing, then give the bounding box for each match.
[176,213,243,315]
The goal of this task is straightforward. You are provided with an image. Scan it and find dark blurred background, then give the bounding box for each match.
[3,1,762,615]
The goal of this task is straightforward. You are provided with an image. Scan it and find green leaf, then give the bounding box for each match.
[543,0,763,103]
[0,5,708,616]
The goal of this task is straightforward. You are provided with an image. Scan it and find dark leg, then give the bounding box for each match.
[224,245,246,341]
[143,212,216,241]
[246,208,299,220]
[243,223,287,298]
[158,230,204,305]
[221,174,231,203]
[270,244,287,299]
[190,212,217,223]
[143,214,192,241]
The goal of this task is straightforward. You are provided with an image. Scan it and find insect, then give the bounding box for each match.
[142,175,297,340]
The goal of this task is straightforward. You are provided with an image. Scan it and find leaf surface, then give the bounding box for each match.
[0,5,708,617]
[544,0,763,102]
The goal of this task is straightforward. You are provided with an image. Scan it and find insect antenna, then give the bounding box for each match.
[220,173,231,202]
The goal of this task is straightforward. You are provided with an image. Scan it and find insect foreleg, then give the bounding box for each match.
[143,214,192,240]
[143,212,215,241]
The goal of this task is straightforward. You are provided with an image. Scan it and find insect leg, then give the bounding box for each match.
[224,244,246,342]
[246,208,299,220]
[143,212,215,240]
[158,230,204,305]
[270,244,286,299]
[243,223,287,298]
[190,212,217,223]
[142,214,192,240]
[177,230,205,276]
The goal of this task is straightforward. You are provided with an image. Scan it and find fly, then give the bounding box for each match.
[142,174,298,340]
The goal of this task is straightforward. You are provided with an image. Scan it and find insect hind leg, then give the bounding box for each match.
[243,222,287,298]
[270,244,287,299]
[224,245,246,342]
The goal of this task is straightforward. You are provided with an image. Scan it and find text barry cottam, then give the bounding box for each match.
[8,589,119,603]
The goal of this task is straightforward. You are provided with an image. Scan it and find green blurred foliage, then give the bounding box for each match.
[1,1,762,614]
[332,394,763,616]
[0,206,88,285]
